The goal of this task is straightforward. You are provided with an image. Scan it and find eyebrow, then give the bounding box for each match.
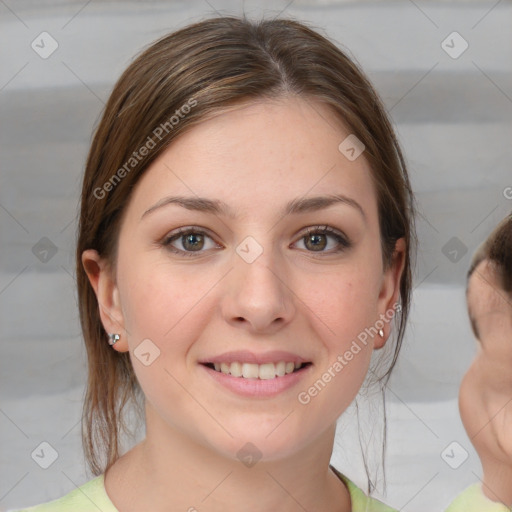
[141,194,366,221]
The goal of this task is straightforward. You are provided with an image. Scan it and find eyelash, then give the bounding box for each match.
[161,225,351,257]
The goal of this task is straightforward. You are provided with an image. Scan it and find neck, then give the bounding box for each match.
[107,403,351,512]
[481,456,512,506]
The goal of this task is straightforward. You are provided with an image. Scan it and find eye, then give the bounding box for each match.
[161,225,350,256]
[294,225,351,253]
[162,227,221,256]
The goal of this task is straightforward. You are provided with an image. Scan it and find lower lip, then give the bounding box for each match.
[200,364,312,398]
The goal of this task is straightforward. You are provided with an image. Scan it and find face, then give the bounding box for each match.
[466,260,512,344]
[460,259,512,461]
[85,97,404,462]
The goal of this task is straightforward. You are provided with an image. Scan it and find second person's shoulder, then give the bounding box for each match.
[445,482,511,512]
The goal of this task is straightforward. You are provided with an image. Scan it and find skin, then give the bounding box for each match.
[83,96,405,512]
[460,259,512,505]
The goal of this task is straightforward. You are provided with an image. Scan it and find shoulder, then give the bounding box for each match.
[330,466,399,512]
[8,474,118,512]
[445,483,511,512]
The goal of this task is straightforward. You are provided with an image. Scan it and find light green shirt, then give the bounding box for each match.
[445,483,512,512]
[11,468,398,511]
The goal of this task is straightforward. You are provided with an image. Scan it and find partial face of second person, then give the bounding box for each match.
[84,96,404,463]
[460,259,512,462]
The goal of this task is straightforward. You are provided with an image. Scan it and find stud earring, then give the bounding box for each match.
[108,333,120,346]
[378,329,384,338]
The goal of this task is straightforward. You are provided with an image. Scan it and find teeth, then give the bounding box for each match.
[259,363,276,380]
[210,361,304,379]
[230,361,243,377]
[242,363,259,379]
[276,361,286,377]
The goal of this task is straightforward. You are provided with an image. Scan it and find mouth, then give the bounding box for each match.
[201,361,312,380]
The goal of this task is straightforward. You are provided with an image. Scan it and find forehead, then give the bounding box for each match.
[468,260,512,315]
[125,97,379,224]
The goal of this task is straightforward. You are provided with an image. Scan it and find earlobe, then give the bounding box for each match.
[375,238,406,349]
[81,249,128,352]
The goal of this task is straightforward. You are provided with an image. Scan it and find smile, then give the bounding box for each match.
[203,361,311,380]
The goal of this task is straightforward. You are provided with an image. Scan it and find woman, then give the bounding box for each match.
[14,15,415,511]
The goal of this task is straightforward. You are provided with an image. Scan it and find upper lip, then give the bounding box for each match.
[199,350,310,365]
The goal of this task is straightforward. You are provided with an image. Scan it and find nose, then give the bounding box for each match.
[221,246,295,334]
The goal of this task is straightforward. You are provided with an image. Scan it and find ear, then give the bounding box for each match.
[374,238,406,349]
[82,249,128,352]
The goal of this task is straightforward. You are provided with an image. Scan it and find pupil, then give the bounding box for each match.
[307,234,326,251]
[184,233,203,251]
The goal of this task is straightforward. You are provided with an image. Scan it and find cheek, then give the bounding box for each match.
[458,371,471,429]
[116,258,211,412]
[459,364,480,437]
[293,264,381,415]
[302,260,382,348]
[116,249,212,346]
[115,257,231,426]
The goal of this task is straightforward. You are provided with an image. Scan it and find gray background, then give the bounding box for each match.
[1,0,511,510]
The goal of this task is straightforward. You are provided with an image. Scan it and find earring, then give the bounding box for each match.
[378,329,384,338]
[108,333,120,346]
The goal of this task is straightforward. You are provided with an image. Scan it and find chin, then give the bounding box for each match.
[205,421,315,465]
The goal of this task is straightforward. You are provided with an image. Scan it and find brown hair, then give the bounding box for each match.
[76,15,416,486]
[467,213,512,336]
[468,213,512,293]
